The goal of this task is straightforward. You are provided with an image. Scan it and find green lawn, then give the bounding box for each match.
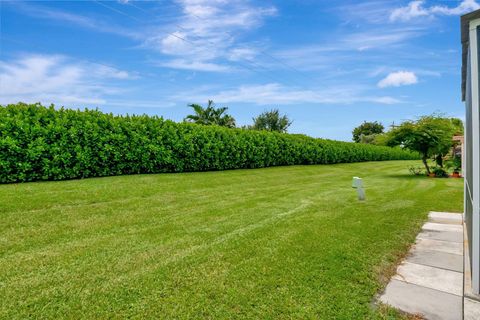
[0,161,463,319]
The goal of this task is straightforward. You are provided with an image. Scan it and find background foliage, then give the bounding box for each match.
[184,100,236,128]
[251,109,292,132]
[384,115,458,174]
[0,103,419,183]
[352,121,385,143]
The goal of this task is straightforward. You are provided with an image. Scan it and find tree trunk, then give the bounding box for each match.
[435,154,443,168]
[422,155,430,174]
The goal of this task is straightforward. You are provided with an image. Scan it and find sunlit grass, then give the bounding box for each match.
[0,161,463,319]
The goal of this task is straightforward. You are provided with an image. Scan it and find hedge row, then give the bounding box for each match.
[0,103,419,183]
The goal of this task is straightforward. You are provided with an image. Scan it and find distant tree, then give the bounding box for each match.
[384,115,456,174]
[251,109,292,133]
[352,121,384,143]
[372,133,390,146]
[359,133,380,145]
[184,100,236,128]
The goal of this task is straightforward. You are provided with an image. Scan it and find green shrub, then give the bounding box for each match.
[432,166,449,178]
[445,155,462,173]
[0,103,419,183]
[408,166,425,176]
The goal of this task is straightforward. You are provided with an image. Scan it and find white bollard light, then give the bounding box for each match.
[352,177,366,201]
[352,177,363,188]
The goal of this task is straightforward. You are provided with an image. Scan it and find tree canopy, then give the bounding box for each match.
[352,121,384,143]
[251,109,292,133]
[384,115,457,174]
[450,118,464,135]
[184,100,236,128]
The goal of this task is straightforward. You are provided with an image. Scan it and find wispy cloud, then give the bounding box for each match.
[377,71,418,88]
[390,0,430,21]
[342,28,422,51]
[390,0,479,22]
[0,54,133,106]
[156,59,232,72]
[7,1,142,39]
[176,83,401,105]
[334,1,396,25]
[9,1,268,74]
[145,0,277,72]
[272,27,424,75]
[104,100,176,108]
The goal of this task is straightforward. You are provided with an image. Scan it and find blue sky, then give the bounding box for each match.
[0,0,476,140]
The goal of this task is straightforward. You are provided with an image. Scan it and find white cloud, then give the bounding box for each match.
[0,54,132,106]
[377,71,418,88]
[228,47,258,61]
[147,0,277,71]
[92,65,134,79]
[431,0,480,15]
[390,1,429,21]
[10,1,274,73]
[183,2,221,18]
[390,0,480,22]
[175,83,401,105]
[158,59,231,72]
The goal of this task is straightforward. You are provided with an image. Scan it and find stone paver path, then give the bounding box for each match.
[379,212,464,320]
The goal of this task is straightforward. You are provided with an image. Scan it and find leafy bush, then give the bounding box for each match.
[408,166,425,176]
[0,103,419,183]
[445,155,462,173]
[432,166,449,178]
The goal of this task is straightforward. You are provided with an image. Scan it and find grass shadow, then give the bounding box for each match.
[384,174,432,180]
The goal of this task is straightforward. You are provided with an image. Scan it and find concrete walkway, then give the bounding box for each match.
[379,212,464,320]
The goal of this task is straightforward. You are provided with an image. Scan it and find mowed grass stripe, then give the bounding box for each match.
[0,161,463,319]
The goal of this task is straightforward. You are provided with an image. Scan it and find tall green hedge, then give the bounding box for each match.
[0,103,419,183]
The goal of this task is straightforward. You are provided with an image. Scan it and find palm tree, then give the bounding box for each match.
[184,100,236,128]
